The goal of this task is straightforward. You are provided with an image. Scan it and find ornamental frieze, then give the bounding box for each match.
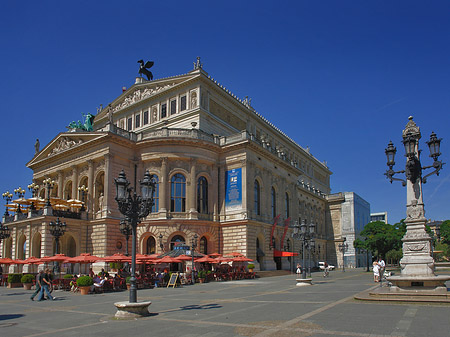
[48,137,83,157]
[112,83,176,113]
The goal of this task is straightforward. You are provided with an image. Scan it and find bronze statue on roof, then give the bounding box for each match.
[137,60,154,81]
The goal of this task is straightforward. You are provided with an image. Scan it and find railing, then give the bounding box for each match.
[53,210,81,219]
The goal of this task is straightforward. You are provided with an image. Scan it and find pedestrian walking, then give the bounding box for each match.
[372,260,380,282]
[378,257,385,280]
[37,268,56,301]
[30,269,44,301]
[296,263,302,276]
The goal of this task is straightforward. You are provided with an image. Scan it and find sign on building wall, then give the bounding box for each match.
[225,168,242,211]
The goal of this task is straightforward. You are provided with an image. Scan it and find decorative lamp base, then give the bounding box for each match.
[114,301,152,319]
[296,278,313,286]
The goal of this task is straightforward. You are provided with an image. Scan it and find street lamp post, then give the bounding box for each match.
[115,170,154,303]
[338,238,348,272]
[191,234,198,284]
[284,238,292,273]
[159,233,164,252]
[78,185,88,212]
[49,218,66,273]
[119,219,132,256]
[2,191,13,217]
[384,117,446,284]
[292,220,315,279]
[28,183,39,211]
[43,178,55,207]
[308,239,315,277]
[14,187,25,214]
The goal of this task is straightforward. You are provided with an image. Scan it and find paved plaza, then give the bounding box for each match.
[0,269,449,337]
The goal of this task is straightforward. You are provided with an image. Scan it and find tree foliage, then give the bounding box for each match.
[439,220,450,245]
[354,221,405,259]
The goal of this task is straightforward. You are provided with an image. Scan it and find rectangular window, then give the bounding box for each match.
[161,103,167,118]
[170,99,177,115]
[143,110,149,125]
[135,114,141,128]
[180,95,187,111]
[127,117,132,130]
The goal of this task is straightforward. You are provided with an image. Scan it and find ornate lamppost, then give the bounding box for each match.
[384,116,448,290]
[43,178,55,207]
[291,220,315,279]
[49,218,66,273]
[338,238,348,272]
[28,183,39,211]
[78,185,88,211]
[2,191,13,217]
[115,170,155,304]
[14,187,25,214]
[307,239,315,277]
[119,218,132,256]
[284,238,292,273]
[190,234,198,284]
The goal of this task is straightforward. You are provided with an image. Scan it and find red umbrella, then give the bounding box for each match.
[99,253,131,263]
[0,257,15,265]
[176,255,194,261]
[155,256,183,264]
[24,256,42,265]
[232,256,253,262]
[229,252,245,257]
[45,254,70,262]
[13,259,27,265]
[208,252,222,257]
[67,253,100,264]
[215,256,233,263]
[195,256,218,263]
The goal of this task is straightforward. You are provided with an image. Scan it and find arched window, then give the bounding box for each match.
[197,176,208,214]
[146,236,156,254]
[285,192,290,218]
[254,180,261,215]
[170,235,185,250]
[151,175,159,213]
[199,236,207,255]
[271,187,277,218]
[171,173,186,212]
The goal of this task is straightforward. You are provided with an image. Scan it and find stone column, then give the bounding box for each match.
[88,160,94,218]
[212,165,219,221]
[189,159,197,217]
[71,165,78,201]
[57,170,63,198]
[103,154,111,216]
[159,157,168,219]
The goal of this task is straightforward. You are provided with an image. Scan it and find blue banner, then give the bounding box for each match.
[225,168,242,211]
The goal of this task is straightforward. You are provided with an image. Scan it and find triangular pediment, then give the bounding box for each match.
[95,72,200,123]
[27,132,108,167]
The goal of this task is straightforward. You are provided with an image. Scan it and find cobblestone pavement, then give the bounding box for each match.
[0,269,449,337]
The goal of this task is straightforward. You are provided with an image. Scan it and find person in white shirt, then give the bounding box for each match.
[378,258,386,280]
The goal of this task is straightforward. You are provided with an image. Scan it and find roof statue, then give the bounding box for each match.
[67,113,95,131]
[34,138,40,154]
[137,59,154,81]
[193,56,203,70]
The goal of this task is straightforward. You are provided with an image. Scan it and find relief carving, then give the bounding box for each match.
[48,137,83,156]
[113,84,176,113]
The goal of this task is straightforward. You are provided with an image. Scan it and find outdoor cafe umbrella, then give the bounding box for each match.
[155,256,183,264]
[24,256,42,265]
[208,252,222,257]
[195,256,218,263]
[100,253,131,263]
[231,256,253,262]
[176,254,195,261]
[67,253,101,274]
[229,252,245,257]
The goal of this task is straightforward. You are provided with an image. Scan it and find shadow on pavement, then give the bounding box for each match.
[0,314,24,321]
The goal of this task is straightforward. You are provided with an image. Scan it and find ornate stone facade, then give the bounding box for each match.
[1,63,345,272]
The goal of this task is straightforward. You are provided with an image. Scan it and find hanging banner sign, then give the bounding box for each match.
[225,168,242,211]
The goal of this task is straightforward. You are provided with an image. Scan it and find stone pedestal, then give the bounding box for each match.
[296,278,312,286]
[114,301,152,318]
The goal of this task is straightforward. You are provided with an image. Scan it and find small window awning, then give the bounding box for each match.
[273,249,299,257]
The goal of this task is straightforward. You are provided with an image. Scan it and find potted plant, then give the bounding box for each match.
[76,275,93,295]
[126,276,132,290]
[247,263,255,272]
[7,273,22,288]
[198,270,206,283]
[21,274,34,290]
[63,274,73,279]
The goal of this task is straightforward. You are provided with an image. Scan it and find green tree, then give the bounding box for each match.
[439,220,450,245]
[354,221,404,259]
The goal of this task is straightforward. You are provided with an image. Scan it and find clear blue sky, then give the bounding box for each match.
[1,1,449,224]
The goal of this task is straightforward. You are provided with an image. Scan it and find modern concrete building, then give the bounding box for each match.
[326,192,371,269]
[370,212,388,224]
